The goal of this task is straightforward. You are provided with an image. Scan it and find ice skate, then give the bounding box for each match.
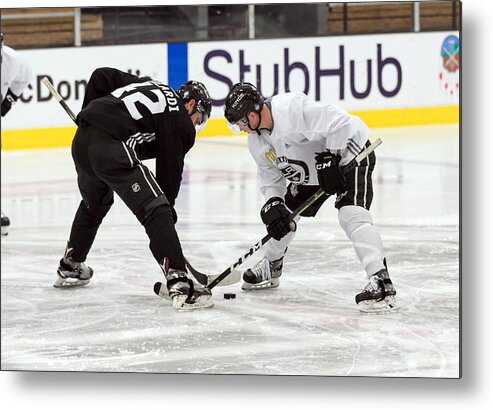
[242,256,283,290]
[156,264,213,310]
[184,281,213,310]
[355,261,399,314]
[54,246,93,288]
[1,212,10,236]
[153,279,213,311]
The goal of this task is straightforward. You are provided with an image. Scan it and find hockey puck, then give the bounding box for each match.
[224,293,236,299]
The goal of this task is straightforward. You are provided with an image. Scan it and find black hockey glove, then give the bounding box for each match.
[315,151,346,195]
[261,197,296,241]
[1,89,19,117]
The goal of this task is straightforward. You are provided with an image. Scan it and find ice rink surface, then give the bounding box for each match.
[1,124,459,377]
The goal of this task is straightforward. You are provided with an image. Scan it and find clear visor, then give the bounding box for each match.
[226,117,248,134]
[194,112,209,134]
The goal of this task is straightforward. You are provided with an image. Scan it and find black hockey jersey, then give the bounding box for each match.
[77,67,196,207]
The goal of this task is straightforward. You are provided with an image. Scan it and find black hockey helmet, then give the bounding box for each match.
[224,82,264,127]
[176,80,211,133]
[176,80,212,119]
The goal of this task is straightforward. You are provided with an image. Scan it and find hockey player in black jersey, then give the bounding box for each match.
[55,67,213,310]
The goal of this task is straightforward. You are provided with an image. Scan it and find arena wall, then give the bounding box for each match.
[1,31,459,150]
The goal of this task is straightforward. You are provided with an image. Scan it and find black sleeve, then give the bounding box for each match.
[135,141,158,161]
[154,115,196,207]
[81,67,144,110]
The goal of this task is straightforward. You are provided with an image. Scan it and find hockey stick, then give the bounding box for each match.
[184,257,242,287]
[206,137,382,290]
[41,76,237,287]
[41,77,77,122]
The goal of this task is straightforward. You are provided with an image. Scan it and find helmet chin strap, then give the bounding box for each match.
[247,111,263,136]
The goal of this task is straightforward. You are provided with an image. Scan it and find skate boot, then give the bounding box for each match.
[54,244,93,288]
[155,259,213,310]
[242,256,283,290]
[355,259,399,313]
[165,268,193,309]
[1,212,10,236]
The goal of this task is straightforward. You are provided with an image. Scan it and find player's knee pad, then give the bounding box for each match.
[136,195,171,226]
[338,205,373,237]
[79,198,113,221]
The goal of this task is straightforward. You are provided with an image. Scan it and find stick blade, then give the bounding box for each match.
[185,257,242,287]
[206,269,242,287]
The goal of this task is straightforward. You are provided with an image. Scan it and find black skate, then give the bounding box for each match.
[54,245,93,288]
[156,262,213,310]
[1,212,10,236]
[242,257,283,290]
[355,260,399,313]
[153,281,213,311]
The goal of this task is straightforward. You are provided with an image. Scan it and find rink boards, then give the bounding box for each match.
[1,31,459,150]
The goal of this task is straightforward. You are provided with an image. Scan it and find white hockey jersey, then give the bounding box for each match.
[248,92,370,200]
[1,45,32,101]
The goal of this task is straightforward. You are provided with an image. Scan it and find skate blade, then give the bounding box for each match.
[1,227,8,236]
[53,276,90,288]
[242,278,279,291]
[357,296,400,314]
[153,282,214,311]
[172,294,188,310]
[174,299,214,311]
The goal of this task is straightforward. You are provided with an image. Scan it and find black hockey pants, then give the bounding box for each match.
[67,121,186,270]
[285,140,377,216]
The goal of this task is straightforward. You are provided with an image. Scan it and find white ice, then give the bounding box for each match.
[1,124,459,377]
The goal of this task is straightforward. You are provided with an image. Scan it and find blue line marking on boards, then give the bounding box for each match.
[168,43,188,91]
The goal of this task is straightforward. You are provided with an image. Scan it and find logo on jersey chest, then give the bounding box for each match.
[276,156,309,184]
[264,148,277,163]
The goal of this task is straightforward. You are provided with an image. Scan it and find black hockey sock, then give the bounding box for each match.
[144,206,186,271]
[68,201,107,262]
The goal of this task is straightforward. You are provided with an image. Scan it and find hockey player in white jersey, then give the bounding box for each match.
[1,33,32,236]
[224,82,398,313]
